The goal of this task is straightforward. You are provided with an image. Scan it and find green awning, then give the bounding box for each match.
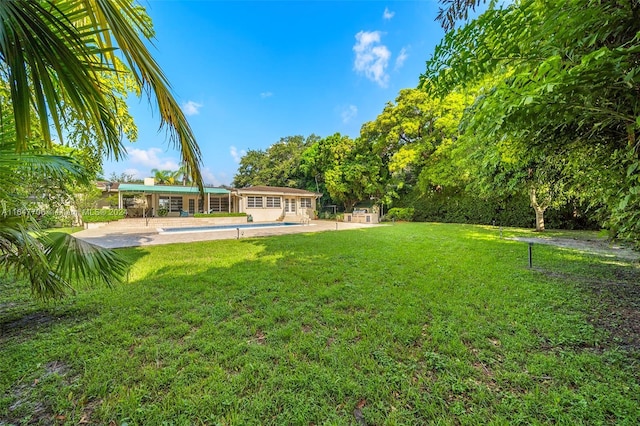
[118,184,229,195]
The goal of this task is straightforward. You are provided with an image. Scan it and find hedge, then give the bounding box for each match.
[193,212,247,218]
[394,187,599,230]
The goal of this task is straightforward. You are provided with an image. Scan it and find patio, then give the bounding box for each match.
[73,220,381,249]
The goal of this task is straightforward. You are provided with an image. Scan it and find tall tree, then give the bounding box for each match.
[360,88,471,203]
[232,135,320,188]
[0,0,204,298]
[423,0,640,242]
[0,0,203,186]
[307,134,383,212]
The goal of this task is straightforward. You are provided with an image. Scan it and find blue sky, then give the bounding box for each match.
[103,1,447,186]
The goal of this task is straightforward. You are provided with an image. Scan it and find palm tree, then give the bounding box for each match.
[0,0,203,186]
[0,133,128,299]
[0,0,203,298]
[150,168,171,185]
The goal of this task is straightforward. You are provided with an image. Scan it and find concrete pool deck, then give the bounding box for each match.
[73,220,382,249]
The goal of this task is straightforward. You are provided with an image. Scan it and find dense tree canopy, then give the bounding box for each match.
[421,0,640,240]
[233,135,320,189]
[232,0,638,244]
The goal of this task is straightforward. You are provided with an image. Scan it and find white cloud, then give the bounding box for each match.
[123,168,142,179]
[383,7,395,20]
[230,146,247,163]
[128,147,180,171]
[341,105,358,124]
[201,167,223,186]
[260,92,273,99]
[353,31,391,87]
[182,100,203,116]
[395,47,409,69]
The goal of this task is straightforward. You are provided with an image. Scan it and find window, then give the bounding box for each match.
[159,196,169,210]
[300,197,312,208]
[170,197,183,212]
[209,196,230,212]
[123,195,137,208]
[247,196,263,208]
[266,196,281,208]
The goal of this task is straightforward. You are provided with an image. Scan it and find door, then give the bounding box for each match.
[285,198,296,214]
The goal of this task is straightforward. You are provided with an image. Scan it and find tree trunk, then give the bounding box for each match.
[529,187,547,232]
[345,200,357,212]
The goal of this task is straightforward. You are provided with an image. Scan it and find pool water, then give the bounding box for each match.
[159,222,302,234]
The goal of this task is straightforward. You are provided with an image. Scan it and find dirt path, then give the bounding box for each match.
[509,236,640,262]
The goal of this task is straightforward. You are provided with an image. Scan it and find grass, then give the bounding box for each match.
[1,223,638,424]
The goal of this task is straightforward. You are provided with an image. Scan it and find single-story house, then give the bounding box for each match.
[232,186,321,222]
[114,179,230,217]
[99,179,321,221]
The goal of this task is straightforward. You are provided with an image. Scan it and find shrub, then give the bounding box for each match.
[395,187,598,229]
[38,212,73,228]
[385,208,415,221]
[193,212,247,218]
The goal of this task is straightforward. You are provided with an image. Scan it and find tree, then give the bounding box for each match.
[0,0,204,298]
[0,133,128,299]
[108,172,141,183]
[233,149,269,188]
[232,135,320,189]
[423,0,640,242]
[0,0,203,186]
[360,88,471,204]
[150,168,181,185]
[308,134,383,211]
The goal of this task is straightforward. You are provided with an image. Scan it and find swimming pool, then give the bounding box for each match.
[158,222,303,234]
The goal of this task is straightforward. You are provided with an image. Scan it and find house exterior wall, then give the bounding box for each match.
[236,194,317,222]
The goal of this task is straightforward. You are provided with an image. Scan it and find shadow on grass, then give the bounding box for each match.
[2,224,639,424]
[463,225,640,352]
[0,248,150,343]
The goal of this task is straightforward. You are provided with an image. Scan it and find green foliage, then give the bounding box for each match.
[80,209,126,223]
[107,172,142,183]
[233,135,320,189]
[37,211,73,229]
[1,225,638,423]
[384,207,415,221]
[0,0,203,186]
[423,0,640,243]
[0,0,201,299]
[193,212,247,218]
[359,88,473,204]
[399,186,597,229]
[308,133,384,211]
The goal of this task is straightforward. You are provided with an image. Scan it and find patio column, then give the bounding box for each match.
[118,191,122,209]
[207,194,210,213]
[228,193,231,213]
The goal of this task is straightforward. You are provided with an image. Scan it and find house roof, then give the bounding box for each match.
[96,181,120,191]
[118,184,230,195]
[234,186,320,197]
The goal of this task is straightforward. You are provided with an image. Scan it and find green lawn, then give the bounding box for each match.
[1,223,638,425]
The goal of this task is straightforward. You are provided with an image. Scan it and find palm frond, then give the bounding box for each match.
[0,0,123,157]
[85,0,203,190]
[0,216,129,300]
[0,0,204,189]
[44,231,129,288]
